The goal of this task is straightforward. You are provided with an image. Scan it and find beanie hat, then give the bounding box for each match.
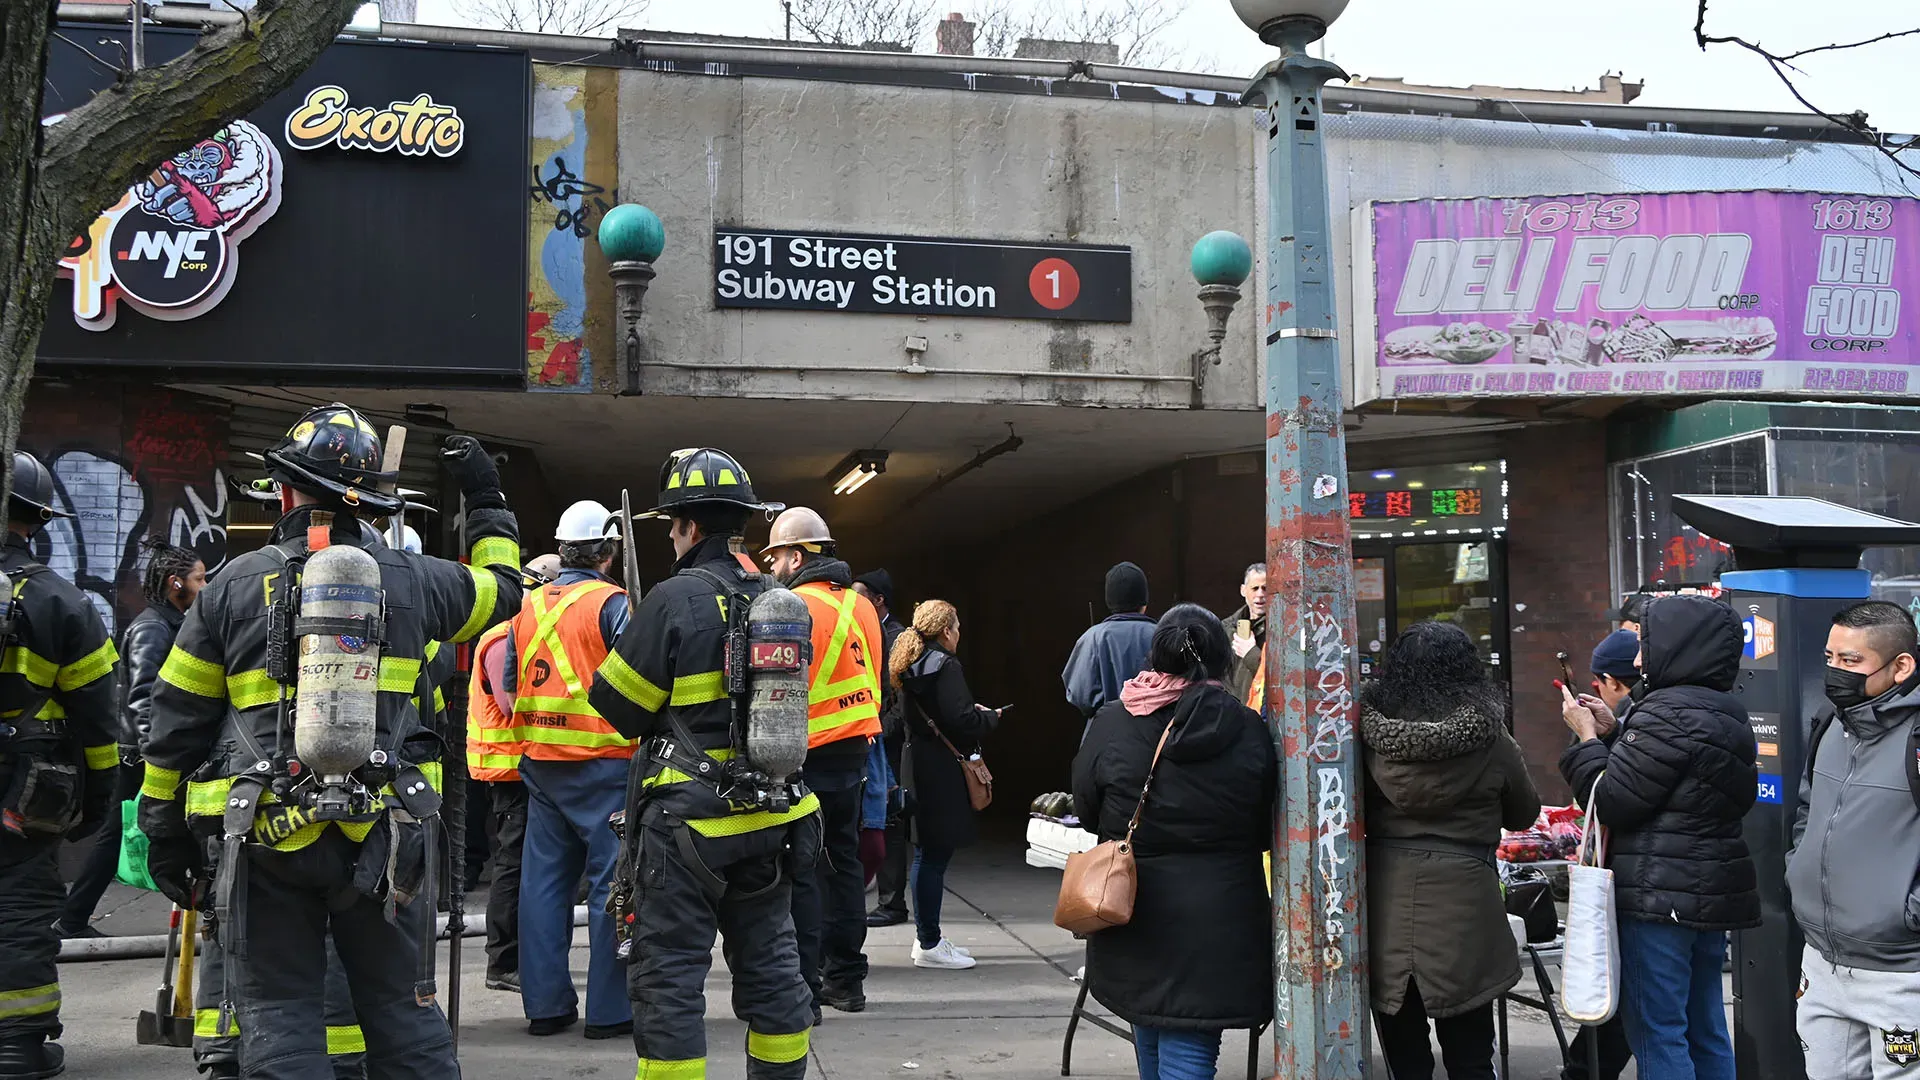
[1591,628,1641,682]
[854,568,895,612]
[1104,562,1149,614]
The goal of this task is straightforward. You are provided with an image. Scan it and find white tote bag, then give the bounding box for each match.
[1560,778,1621,1024]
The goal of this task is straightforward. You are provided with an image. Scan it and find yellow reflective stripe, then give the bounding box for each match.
[686,792,820,838]
[806,587,861,706]
[160,647,226,698]
[327,1024,367,1055]
[810,701,880,733]
[519,725,635,750]
[194,1008,234,1038]
[434,687,446,713]
[379,656,422,694]
[640,746,736,789]
[514,695,604,717]
[142,763,183,801]
[670,671,727,706]
[467,753,521,770]
[636,1057,707,1080]
[184,777,229,818]
[226,669,281,711]
[57,638,118,691]
[523,583,613,700]
[1,646,57,687]
[418,761,443,789]
[84,743,118,770]
[815,673,875,701]
[471,536,520,571]
[597,650,666,712]
[0,983,60,1020]
[747,1029,810,1065]
[472,725,524,743]
[452,565,499,644]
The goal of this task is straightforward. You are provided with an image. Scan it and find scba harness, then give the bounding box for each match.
[0,563,85,839]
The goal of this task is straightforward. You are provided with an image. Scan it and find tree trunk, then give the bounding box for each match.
[0,0,360,505]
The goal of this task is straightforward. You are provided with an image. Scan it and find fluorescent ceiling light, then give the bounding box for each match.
[830,449,889,495]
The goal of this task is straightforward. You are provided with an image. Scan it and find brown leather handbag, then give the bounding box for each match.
[931,719,994,810]
[1053,714,1179,936]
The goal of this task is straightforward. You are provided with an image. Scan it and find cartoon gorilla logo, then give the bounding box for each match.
[135,122,273,229]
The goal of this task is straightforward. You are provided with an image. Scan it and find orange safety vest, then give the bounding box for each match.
[510,579,636,762]
[1246,642,1266,712]
[466,623,520,782]
[793,580,884,749]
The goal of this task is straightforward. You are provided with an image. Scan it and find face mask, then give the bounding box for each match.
[1826,659,1893,713]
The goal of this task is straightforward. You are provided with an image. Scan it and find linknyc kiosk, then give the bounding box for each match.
[1672,494,1920,1080]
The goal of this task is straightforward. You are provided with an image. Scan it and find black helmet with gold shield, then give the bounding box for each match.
[263,403,405,516]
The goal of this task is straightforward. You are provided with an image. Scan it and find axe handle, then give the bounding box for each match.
[172,909,199,1018]
[381,426,408,493]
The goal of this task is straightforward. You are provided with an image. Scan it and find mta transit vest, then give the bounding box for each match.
[793,581,883,748]
[1246,643,1265,712]
[466,623,519,781]
[511,580,634,761]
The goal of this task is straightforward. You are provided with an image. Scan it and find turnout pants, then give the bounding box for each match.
[484,781,527,981]
[0,837,63,1041]
[230,829,456,1080]
[791,763,868,1000]
[519,757,629,1028]
[196,928,366,1076]
[630,805,817,1080]
[1799,944,1920,1080]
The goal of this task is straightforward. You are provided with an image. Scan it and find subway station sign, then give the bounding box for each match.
[1359,190,1920,402]
[712,227,1131,322]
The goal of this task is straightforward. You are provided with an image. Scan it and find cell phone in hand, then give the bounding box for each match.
[996,704,1014,713]
[1555,651,1575,689]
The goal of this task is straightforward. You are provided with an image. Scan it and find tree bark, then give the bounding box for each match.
[0,0,360,504]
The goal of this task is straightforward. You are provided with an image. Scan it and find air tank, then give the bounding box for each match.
[743,586,811,781]
[294,543,384,778]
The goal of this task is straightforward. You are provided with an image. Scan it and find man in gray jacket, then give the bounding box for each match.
[1790,600,1920,1079]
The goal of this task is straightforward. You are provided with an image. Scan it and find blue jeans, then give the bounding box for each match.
[518,755,632,1028]
[1134,1025,1222,1080]
[909,844,954,949]
[1617,919,1735,1080]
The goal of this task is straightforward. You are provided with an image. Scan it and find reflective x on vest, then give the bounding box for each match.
[512,580,632,760]
[795,582,881,748]
[466,624,520,781]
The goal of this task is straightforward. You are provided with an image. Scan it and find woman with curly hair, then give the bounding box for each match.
[1362,621,1539,1080]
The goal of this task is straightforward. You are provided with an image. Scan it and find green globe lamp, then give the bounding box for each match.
[601,204,665,394]
[1188,230,1253,404]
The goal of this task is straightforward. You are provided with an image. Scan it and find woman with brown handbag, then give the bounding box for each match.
[891,599,1001,971]
[1071,604,1276,1080]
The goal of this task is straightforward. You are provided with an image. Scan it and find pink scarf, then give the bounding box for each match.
[1120,670,1191,716]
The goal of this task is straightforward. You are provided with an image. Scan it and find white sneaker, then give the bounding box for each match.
[911,938,977,970]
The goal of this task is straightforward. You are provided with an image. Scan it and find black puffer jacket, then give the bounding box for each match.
[117,601,183,756]
[1074,683,1276,1030]
[1561,594,1761,930]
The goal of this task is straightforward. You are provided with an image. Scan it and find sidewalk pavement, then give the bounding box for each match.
[55,844,1593,1079]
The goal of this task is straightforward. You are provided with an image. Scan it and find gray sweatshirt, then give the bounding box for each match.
[1789,680,1920,971]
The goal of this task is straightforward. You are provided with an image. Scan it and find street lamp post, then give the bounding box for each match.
[1228,0,1364,1075]
[599,203,666,395]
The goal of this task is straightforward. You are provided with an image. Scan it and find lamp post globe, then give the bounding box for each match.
[1229,0,1346,45]
[601,203,664,395]
[1190,230,1253,287]
[599,203,665,264]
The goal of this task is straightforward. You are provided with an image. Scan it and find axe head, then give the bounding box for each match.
[135,1010,195,1048]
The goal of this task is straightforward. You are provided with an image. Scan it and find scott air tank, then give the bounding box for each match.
[743,586,811,781]
[294,543,384,778]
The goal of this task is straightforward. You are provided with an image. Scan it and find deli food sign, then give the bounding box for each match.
[713,227,1131,322]
[1359,191,1920,401]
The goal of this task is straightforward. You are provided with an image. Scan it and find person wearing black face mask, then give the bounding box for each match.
[1788,600,1920,1079]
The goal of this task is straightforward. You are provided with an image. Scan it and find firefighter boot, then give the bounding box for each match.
[0,1036,63,1079]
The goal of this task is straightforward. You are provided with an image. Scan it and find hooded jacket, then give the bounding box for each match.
[1074,683,1276,1030]
[1061,613,1156,720]
[1561,594,1761,931]
[1363,703,1540,1016]
[1789,676,1920,971]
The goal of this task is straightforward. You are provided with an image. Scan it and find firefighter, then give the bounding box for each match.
[138,403,523,1079]
[0,451,119,1080]
[762,507,885,1016]
[504,503,634,1038]
[589,448,818,1080]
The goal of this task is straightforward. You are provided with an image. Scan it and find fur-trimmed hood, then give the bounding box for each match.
[1362,705,1505,813]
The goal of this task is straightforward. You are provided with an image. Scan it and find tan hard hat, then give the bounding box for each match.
[761,506,834,555]
[525,553,563,585]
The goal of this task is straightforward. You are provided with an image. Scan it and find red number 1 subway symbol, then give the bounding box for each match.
[1028,257,1080,310]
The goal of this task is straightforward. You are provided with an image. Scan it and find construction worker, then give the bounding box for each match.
[588,448,818,1080]
[468,554,558,994]
[0,451,119,1079]
[504,502,634,1037]
[138,403,523,1078]
[763,508,884,1016]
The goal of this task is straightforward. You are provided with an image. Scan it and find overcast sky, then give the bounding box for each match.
[412,0,1920,134]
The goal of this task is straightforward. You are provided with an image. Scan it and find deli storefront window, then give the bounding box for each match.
[1611,436,1763,593]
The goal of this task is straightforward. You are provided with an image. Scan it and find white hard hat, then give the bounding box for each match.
[401,525,423,554]
[556,499,620,542]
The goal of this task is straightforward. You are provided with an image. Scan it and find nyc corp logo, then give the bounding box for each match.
[58,120,282,331]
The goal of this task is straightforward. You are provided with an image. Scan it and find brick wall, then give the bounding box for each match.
[1502,421,1614,802]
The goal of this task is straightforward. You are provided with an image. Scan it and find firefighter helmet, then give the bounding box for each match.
[8,452,72,523]
[263,403,404,516]
[638,447,780,519]
[760,506,834,557]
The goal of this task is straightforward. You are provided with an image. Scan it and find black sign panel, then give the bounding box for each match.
[35,28,529,386]
[713,228,1131,322]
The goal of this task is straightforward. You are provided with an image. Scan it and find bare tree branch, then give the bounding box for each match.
[452,0,649,37]
[785,0,933,48]
[966,0,1188,67]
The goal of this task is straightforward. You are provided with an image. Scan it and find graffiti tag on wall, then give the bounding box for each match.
[527,66,597,392]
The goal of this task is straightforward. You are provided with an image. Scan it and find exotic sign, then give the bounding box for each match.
[1360,191,1920,401]
[712,227,1132,322]
[285,85,467,157]
[59,120,282,332]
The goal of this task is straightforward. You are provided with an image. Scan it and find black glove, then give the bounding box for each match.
[442,435,503,503]
[148,833,203,908]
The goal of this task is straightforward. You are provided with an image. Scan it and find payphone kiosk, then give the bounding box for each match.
[1672,495,1920,1080]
